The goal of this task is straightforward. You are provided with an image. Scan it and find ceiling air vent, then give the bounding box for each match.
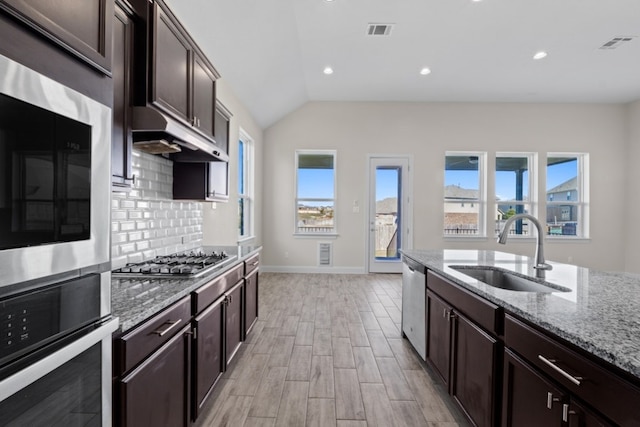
[367,23,394,36]
[599,36,635,50]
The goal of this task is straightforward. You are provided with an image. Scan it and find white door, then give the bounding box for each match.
[368,156,412,273]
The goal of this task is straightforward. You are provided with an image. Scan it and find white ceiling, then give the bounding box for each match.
[165,0,640,129]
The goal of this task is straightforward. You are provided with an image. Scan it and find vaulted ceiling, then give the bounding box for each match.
[165,0,640,128]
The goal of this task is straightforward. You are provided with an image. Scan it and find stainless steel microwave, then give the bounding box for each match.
[0,54,111,288]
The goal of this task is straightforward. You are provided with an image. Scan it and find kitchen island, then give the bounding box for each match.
[402,249,640,427]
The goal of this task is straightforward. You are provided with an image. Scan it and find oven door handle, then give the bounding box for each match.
[0,317,119,401]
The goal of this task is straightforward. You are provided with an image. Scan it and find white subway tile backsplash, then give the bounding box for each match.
[111,151,203,269]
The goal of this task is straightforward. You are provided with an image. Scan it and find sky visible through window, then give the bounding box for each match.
[298,169,334,207]
[445,159,577,200]
[376,168,399,201]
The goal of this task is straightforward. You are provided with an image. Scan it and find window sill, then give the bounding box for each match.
[237,235,256,244]
[443,235,489,242]
[294,233,339,239]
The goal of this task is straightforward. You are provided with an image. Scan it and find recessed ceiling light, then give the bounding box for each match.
[323,66,334,75]
[419,67,431,75]
[533,51,548,60]
[471,0,482,2]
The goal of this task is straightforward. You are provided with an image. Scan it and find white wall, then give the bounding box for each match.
[263,101,629,272]
[201,78,264,247]
[625,101,640,273]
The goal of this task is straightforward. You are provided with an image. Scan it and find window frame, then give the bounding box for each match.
[494,152,538,237]
[443,151,487,238]
[545,152,589,239]
[294,149,337,236]
[238,129,254,242]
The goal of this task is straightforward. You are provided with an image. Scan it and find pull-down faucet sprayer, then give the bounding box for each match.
[498,213,552,278]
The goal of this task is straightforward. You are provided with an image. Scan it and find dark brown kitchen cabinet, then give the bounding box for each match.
[504,314,636,426]
[214,101,232,155]
[244,254,259,337]
[225,280,244,365]
[149,0,219,141]
[503,349,565,427]
[0,0,113,74]
[425,271,501,427]
[426,290,452,386]
[193,295,224,419]
[173,101,231,201]
[452,313,499,427]
[112,2,134,191]
[173,161,229,202]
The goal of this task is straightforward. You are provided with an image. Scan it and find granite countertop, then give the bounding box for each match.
[111,245,261,333]
[402,249,640,380]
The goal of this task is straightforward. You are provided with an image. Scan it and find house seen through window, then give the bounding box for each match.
[444,152,485,236]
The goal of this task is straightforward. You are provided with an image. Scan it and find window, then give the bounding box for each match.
[546,153,588,237]
[238,131,254,240]
[444,152,486,236]
[495,153,536,237]
[295,150,336,234]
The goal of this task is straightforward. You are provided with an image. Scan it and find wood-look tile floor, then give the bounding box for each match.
[195,273,469,427]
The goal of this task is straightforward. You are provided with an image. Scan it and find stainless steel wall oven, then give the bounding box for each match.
[0,54,115,426]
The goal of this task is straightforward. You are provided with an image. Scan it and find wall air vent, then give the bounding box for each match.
[599,36,636,50]
[367,23,394,36]
[318,242,332,267]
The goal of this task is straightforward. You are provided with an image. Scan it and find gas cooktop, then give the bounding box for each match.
[112,250,236,278]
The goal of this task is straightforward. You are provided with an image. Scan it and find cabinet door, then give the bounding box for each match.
[426,290,452,387]
[207,162,229,201]
[502,349,565,427]
[245,270,259,336]
[152,2,191,123]
[225,280,244,365]
[452,313,498,427]
[214,105,230,154]
[192,53,216,139]
[120,325,190,427]
[112,4,134,191]
[567,399,613,427]
[193,296,225,419]
[0,0,113,73]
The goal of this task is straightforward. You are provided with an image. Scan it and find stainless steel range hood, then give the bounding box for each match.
[131,106,228,162]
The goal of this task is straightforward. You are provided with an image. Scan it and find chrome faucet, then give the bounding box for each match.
[498,213,552,278]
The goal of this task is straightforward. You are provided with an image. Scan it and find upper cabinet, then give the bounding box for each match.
[112,1,135,191]
[144,0,220,143]
[0,0,113,74]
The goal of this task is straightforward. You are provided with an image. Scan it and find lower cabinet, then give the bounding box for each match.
[503,349,565,427]
[452,313,499,427]
[425,273,500,427]
[244,268,259,336]
[119,325,191,427]
[114,254,262,425]
[426,290,452,386]
[193,295,225,418]
[225,280,244,365]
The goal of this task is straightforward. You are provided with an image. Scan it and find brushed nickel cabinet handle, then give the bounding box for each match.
[538,355,583,386]
[152,319,182,336]
[546,391,560,409]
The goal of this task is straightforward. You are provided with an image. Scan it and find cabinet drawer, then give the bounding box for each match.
[504,314,640,426]
[118,295,191,374]
[427,271,501,335]
[244,253,259,276]
[193,263,243,313]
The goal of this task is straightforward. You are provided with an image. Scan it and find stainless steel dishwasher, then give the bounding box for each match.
[401,256,427,360]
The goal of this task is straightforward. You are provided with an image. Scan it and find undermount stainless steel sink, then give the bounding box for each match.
[449,265,571,293]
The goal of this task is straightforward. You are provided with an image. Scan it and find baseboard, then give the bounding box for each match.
[260,265,366,274]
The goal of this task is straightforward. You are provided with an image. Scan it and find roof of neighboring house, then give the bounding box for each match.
[444,185,478,200]
[548,177,578,194]
[376,197,398,214]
